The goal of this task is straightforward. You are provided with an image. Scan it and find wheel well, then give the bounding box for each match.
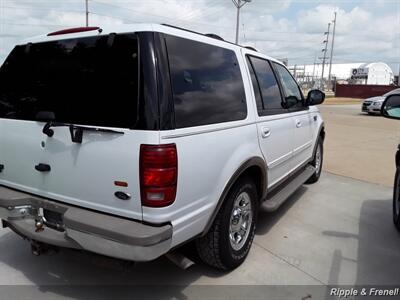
[201,159,267,236]
[236,165,265,202]
[319,126,326,141]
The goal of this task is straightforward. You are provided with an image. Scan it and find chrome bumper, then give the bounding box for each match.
[0,186,172,262]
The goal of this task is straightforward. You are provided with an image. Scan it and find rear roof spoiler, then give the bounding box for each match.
[47,27,102,36]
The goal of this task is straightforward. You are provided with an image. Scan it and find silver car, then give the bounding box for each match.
[362,88,400,115]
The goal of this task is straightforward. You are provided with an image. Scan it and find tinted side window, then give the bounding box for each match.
[247,56,283,112]
[273,63,304,109]
[165,35,247,128]
[246,57,263,112]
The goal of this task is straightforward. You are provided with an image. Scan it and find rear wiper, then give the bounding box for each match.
[42,121,124,143]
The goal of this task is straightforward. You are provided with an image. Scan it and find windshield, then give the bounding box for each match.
[0,33,139,128]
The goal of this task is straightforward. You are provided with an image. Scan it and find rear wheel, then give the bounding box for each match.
[196,177,258,270]
[393,169,400,231]
[305,137,323,184]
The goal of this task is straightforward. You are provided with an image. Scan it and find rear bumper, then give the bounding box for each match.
[0,186,172,261]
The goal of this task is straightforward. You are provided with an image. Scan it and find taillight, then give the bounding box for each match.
[140,144,177,207]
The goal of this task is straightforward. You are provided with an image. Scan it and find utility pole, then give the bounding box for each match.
[321,22,331,85]
[232,0,251,44]
[85,0,89,27]
[312,53,317,80]
[398,64,400,86]
[328,12,337,89]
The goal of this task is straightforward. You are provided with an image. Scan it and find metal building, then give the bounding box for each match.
[289,62,394,85]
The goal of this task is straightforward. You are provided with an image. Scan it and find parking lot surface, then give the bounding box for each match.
[320,104,400,187]
[0,173,397,288]
[0,105,399,298]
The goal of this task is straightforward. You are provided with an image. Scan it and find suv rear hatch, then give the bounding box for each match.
[0,32,160,220]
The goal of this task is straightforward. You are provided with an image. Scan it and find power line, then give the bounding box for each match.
[2,21,76,27]
[2,5,85,13]
[92,1,223,27]
[2,2,359,39]
[90,1,182,21]
[177,2,225,21]
[91,0,226,22]
[90,0,233,30]
[2,1,399,71]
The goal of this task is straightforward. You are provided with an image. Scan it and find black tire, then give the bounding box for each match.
[305,137,323,184]
[196,177,258,270]
[393,169,400,231]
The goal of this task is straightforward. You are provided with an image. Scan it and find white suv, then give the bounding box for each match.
[0,24,325,270]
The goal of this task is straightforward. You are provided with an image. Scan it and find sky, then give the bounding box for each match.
[0,0,399,73]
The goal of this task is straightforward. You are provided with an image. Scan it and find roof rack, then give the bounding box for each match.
[244,46,258,52]
[161,24,226,43]
[162,24,207,37]
[204,33,224,41]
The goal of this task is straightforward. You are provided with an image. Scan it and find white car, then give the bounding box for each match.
[362,88,400,115]
[0,24,325,270]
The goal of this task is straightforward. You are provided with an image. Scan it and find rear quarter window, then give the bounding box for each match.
[164,35,247,128]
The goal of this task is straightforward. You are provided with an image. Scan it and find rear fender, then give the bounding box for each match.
[201,157,267,236]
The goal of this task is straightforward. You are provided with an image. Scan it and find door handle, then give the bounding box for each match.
[35,163,51,172]
[296,121,302,128]
[261,127,271,138]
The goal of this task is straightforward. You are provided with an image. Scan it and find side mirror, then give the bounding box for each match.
[306,89,325,106]
[381,94,400,120]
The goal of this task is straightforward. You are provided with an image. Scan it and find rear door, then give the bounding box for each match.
[273,63,314,170]
[246,56,294,187]
[0,33,154,220]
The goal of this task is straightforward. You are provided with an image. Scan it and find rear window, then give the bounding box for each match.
[0,33,139,128]
[165,35,247,128]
